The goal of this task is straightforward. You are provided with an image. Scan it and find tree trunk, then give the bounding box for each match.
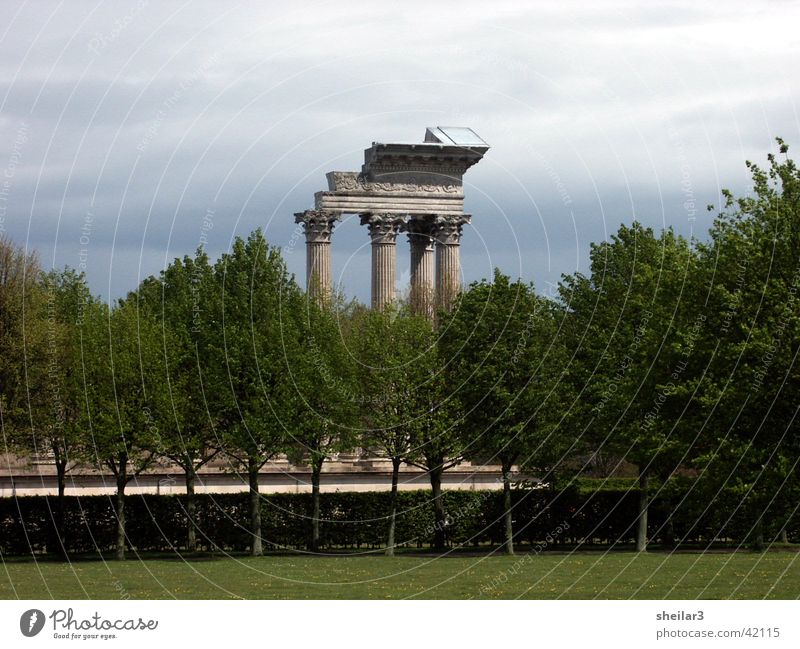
[751,516,765,552]
[248,456,262,557]
[430,466,446,551]
[662,514,676,548]
[779,526,789,544]
[310,456,323,553]
[385,457,401,556]
[54,458,67,559]
[115,460,127,561]
[185,467,197,553]
[502,461,514,556]
[57,462,66,499]
[636,466,648,552]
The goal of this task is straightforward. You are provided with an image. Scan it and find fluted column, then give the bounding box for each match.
[294,210,339,304]
[434,214,471,312]
[361,213,404,310]
[406,217,436,319]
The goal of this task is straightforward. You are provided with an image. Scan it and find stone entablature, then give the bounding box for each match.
[315,193,464,216]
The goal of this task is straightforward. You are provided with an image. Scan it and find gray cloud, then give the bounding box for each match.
[1,0,797,303]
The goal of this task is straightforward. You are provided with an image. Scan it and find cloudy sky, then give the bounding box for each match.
[1,0,797,303]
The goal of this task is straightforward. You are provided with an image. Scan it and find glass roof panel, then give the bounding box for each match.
[436,127,487,146]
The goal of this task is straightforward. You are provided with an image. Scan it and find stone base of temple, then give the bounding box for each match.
[0,454,508,497]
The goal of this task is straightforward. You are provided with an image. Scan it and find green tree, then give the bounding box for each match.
[685,139,800,549]
[0,244,90,556]
[206,230,299,556]
[402,330,463,552]
[288,294,358,552]
[352,307,435,555]
[138,251,220,552]
[440,270,571,554]
[81,298,164,560]
[29,269,97,556]
[560,223,698,551]
[0,235,40,438]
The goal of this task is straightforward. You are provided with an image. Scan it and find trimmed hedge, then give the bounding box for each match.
[0,485,794,556]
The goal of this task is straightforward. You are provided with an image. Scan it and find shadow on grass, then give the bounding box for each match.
[2,542,796,563]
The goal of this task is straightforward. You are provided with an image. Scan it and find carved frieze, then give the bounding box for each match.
[327,171,462,196]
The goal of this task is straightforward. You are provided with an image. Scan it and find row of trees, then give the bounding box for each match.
[1,140,798,558]
[0,231,363,559]
[560,141,800,551]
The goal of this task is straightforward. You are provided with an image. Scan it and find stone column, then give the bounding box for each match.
[434,214,471,312]
[294,210,339,304]
[405,217,436,319]
[361,213,404,310]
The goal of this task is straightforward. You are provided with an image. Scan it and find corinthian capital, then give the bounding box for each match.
[360,212,405,244]
[433,214,471,245]
[405,216,436,235]
[294,210,339,243]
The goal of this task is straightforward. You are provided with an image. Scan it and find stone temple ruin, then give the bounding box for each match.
[294,126,489,314]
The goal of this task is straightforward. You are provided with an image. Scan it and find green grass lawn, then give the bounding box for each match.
[1,549,798,599]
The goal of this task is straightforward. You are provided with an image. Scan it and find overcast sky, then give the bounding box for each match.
[1,0,798,303]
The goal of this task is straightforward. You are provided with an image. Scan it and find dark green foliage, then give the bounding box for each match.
[1,487,793,557]
[679,141,800,549]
